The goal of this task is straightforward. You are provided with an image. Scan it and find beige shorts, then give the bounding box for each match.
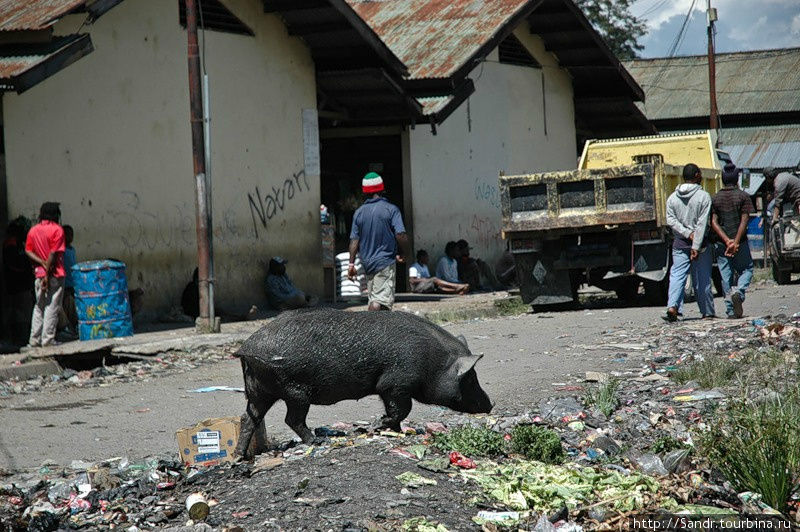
[367,262,396,309]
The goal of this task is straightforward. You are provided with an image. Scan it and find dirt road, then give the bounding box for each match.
[1,280,795,471]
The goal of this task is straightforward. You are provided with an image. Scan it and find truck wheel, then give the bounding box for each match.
[644,279,668,305]
[614,279,640,302]
[772,259,791,285]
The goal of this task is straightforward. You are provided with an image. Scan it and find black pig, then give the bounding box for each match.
[234,309,492,457]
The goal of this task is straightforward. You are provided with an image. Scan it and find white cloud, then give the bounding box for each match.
[792,13,800,35]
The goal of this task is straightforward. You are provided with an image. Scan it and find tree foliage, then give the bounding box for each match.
[575,0,647,60]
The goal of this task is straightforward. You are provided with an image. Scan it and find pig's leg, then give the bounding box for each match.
[284,400,318,444]
[235,396,277,459]
[379,393,412,432]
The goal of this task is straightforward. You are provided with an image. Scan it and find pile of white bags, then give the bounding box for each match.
[335,252,367,299]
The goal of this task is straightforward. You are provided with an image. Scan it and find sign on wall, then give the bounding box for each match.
[302,108,320,177]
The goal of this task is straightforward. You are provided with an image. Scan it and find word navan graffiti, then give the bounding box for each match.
[247,169,309,238]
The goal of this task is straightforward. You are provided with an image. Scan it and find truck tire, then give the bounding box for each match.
[614,279,640,302]
[644,279,668,306]
[772,259,791,285]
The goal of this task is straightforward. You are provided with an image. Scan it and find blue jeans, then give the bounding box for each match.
[714,242,754,317]
[667,246,715,317]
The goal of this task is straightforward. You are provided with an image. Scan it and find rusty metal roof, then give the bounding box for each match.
[0,0,86,31]
[0,33,92,92]
[625,48,800,121]
[345,0,534,80]
[721,124,800,171]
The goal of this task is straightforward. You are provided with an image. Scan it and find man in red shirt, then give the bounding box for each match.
[24,202,66,347]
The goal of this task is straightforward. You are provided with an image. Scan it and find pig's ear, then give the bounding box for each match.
[456,354,483,377]
[456,334,468,347]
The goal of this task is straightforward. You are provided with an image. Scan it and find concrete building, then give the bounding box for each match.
[0,0,650,321]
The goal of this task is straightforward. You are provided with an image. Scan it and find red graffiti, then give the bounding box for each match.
[470,215,500,247]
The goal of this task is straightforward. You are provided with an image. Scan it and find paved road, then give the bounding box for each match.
[1,280,796,471]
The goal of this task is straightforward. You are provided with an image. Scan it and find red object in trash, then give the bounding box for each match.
[449,451,476,469]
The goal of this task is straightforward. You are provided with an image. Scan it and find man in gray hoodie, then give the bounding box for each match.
[664,163,715,321]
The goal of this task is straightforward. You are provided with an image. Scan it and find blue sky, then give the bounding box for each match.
[632,0,800,57]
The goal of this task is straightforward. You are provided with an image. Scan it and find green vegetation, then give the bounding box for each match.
[584,378,620,417]
[431,425,506,457]
[509,425,565,464]
[649,435,690,455]
[671,355,739,389]
[701,388,800,513]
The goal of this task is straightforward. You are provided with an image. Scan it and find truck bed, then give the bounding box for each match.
[500,164,656,234]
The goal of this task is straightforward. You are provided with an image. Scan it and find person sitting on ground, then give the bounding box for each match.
[181,268,201,319]
[266,256,317,311]
[409,250,469,294]
[495,243,516,288]
[455,239,503,291]
[435,241,461,284]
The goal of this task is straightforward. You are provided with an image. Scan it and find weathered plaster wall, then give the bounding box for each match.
[407,28,577,268]
[4,0,320,316]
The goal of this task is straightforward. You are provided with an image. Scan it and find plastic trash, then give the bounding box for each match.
[673,390,725,402]
[314,427,346,437]
[751,318,767,327]
[475,510,520,524]
[449,451,476,469]
[634,453,668,476]
[188,386,244,393]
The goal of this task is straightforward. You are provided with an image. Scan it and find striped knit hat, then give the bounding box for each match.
[362,172,384,193]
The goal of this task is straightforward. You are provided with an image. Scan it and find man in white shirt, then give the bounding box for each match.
[411,249,468,294]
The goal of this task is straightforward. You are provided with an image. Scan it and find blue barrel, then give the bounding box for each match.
[72,260,134,341]
[747,216,764,255]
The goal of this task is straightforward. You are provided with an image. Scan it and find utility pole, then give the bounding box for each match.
[185,0,213,331]
[707,0,719,144]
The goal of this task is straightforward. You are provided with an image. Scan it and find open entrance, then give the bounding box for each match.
[320,134,407,297]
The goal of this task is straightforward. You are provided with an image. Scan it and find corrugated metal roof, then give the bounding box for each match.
[345,0,531,80]
[721,124,800,171]
[625,48,800,120]
[0,34,92,91]
[0,0,85,31]
[417,95,453,116]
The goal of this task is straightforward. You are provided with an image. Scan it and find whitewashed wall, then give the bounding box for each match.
[407,28,577,268]
[4,0,320,316]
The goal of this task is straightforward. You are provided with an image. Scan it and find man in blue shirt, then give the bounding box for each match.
[348,172,410,310]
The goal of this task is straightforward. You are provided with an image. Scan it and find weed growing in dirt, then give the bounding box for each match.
[701,387,800,513]
[431,426,506,457]
[509,425,565,464]
[584,378,620,417]
[649,435,690,455]
[671,355,738,389]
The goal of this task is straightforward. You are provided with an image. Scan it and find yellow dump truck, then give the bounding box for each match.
[499,131,730,305]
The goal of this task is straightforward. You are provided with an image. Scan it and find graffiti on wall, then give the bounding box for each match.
[470,214,501,248]
[109,191,195,253]
[474,177,501,209]
[248,169,309,238]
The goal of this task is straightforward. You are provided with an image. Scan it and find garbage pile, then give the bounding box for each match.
[0,347,237,397]
[1,314,797,530]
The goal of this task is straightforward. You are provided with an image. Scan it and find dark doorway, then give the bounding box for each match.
[320,134,407,292]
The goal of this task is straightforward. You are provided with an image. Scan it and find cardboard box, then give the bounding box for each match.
[176,416,241,467]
